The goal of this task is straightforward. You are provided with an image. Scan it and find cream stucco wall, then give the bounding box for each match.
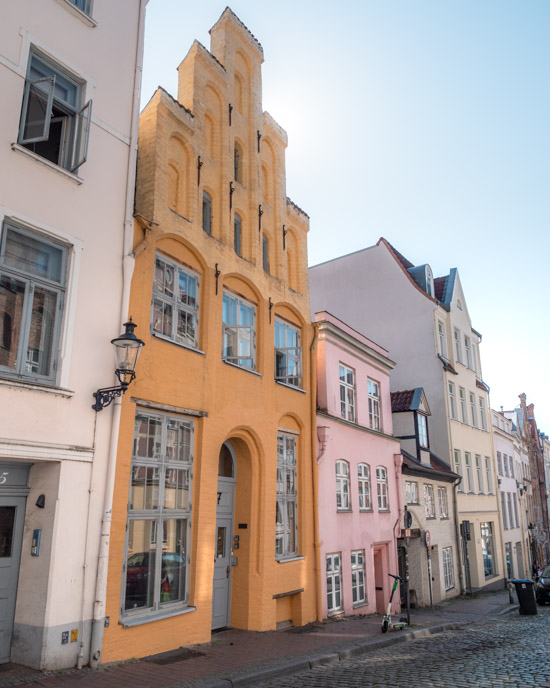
[0,0,146,669]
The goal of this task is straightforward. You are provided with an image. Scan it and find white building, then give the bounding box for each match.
[0,0,147,669]
[492,409,528,579]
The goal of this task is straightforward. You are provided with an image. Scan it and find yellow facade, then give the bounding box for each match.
[102,9,316,662]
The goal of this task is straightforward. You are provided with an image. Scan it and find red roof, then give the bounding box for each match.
[391,390,415,413]
[434,276,447,301]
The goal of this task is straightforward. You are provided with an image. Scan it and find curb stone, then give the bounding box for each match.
[200,621,468,688]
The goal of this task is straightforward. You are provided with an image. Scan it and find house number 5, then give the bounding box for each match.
[0,472,8,484]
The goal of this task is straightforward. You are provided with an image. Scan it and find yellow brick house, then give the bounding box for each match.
[102,9,317,662]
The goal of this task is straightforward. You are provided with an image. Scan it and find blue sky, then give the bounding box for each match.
[141,1,550,433]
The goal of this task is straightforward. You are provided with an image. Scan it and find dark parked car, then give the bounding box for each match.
[125,551,185,609]
[535,565,550,604]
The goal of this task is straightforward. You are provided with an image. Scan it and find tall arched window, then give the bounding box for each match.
[202,191,212,235]
[376,466,389,511]
[262,233,269,273]
[234,143,243,183]
[234,213,242,256]
[335,460,350,511]
[357,463,371,510]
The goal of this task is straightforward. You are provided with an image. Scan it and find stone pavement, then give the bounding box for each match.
[0,589,522,688]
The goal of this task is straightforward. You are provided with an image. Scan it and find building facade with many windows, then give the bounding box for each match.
[315,311,402,619]
[102,9,316,663]
[0,0,147,670]
[310,238,504,593]
[392,388,460,607]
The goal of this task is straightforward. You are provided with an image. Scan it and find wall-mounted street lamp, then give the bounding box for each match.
[92,319,144,411]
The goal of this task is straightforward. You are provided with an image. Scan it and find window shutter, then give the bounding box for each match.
[18,76,56,144]
[70,99,92,172]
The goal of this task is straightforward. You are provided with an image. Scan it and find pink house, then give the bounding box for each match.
[315,312,403,618]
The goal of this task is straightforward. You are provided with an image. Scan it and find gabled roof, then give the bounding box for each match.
[391,388,430,415]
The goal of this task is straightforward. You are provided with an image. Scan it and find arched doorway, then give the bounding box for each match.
[212,442,236,629]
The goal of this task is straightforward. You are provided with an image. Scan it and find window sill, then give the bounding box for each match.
[222,359,261,376]
[55,0,97,25]
[327,609,344,618]
[378,509,390,514]
[353,601,369,610]
[121,604,196,628]
[359,508,373,513]
[337,508,352,513]
[426,516,436,521]
[152,332,204,355]
[12,143,83,184]
[0,377,74,398]
[275,380,306,393]
[276,556,304,564]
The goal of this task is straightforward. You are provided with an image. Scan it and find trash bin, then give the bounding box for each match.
[511,579,537,615]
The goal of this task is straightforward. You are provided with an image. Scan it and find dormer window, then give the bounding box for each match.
[417,413,428,448]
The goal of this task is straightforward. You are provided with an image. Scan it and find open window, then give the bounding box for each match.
[274,318,302,388]
[18,51,92,173]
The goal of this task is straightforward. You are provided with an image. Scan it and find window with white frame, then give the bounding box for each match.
[357,463,372,510]
[222,291,256,369]
[485,456,493,493]
[501,493,508,529]
[437,321,447,357]
[18,50,91,172]
[274,318,302,387]
[479,397,487,430]
[454,329,462,364]
[376,466,389,511]
[469,392,478,427]
[481,522,495,577]
[459,387,467,423]
[68,0,93,14]
[448,381,457,420]
[454,450,463,491]
[438,486,448,518]
[508,492,515,528]
[326,553,343,614]
[152,255,199,349]
[496,451,503,475]
[275,433,298,560]
[509,457,515,478]
[367,378,381,430]
[417,413,428,448]
[405,480,419,505]
[475,454,484,493]
[464,452,473,492]
[424,484,436,518]
[443,547,454,590]
[233,214,242,256]
[464,336,473,369]
[351,550,366,605]
[123,411,193,615]
[513,494,519,528]
[339,364,355,421]
[503,454,509,477]
[0,222,67,384]
[335,460,351,510]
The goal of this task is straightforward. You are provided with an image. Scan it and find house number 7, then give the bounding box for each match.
[0,472,8,484]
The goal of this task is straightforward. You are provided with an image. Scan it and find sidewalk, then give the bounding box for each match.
[0,590,519,688]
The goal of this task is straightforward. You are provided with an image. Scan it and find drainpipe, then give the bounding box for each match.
[452,477,465,594]
[309,323,322,623]
[89,0,147,668]
[393,453,403,613]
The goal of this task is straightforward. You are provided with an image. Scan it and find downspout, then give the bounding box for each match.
[392,453,403,613]
[89,0,147,668]
[309,323,322,622]
[452,477,465,594]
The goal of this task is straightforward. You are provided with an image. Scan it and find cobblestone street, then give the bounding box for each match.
[264,607,550,687]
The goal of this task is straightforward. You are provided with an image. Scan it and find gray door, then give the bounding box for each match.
[212,443,236,630]
[0,496,26,663]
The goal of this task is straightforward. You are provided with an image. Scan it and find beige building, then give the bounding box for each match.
[310,238,505,592]
[0,0,147,670]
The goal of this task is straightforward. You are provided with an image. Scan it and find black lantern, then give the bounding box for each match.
[92,319,144,411]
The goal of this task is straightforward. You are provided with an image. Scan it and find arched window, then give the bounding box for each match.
[234,213,242,256]
[335,460,350,511]
[262,233,269,273]
[357,463,371,510]
[202,191,212,235]
[376,466,389,511]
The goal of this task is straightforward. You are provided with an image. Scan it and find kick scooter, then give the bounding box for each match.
[381,573,408,633]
